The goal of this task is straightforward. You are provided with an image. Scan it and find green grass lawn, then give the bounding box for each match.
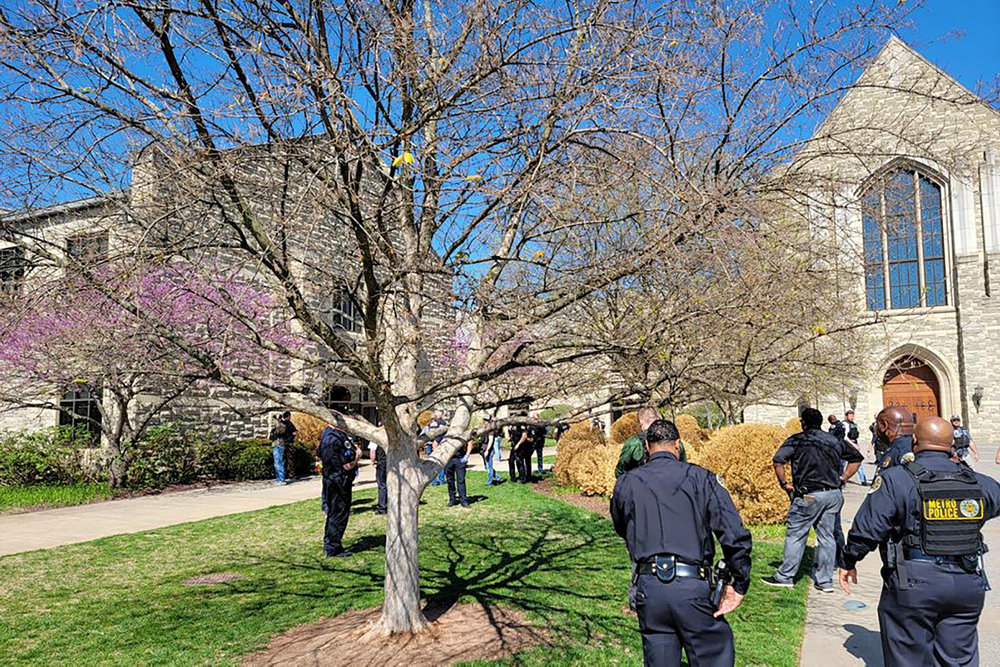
[0,483,112,514]
[0,472,808,666]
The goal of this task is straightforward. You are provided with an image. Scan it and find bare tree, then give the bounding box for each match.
[0,0,933,635]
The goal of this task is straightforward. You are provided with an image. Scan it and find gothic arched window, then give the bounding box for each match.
[861,167,947,310]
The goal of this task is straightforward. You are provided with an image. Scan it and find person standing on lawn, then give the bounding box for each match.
[445,436,474,507]
[763,407,862,593]
[611,419,752,667]
[506,422,523,483]
[269,411,297,485]
[533,420,548,475]
[615,406,689,478]
[481,417,504,486]
[318,424,359,557]
[839,415,1000,667]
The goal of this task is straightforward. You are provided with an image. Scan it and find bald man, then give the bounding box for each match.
[839,416,1000,666]
[873,406,915,473]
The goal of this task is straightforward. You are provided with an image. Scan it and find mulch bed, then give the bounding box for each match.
[532,478,611,519]
[243,602,548,666]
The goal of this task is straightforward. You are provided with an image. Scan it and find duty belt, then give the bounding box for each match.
[903,548,963,565]
[636,557,708,579]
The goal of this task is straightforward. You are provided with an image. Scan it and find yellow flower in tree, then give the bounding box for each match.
[812,324,827,336]
[532,249,546,261]
[391,151,415,167]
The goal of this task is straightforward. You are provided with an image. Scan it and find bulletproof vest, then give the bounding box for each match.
[902,461,984,556]
[954,428,970,450]
[847,422,859,442]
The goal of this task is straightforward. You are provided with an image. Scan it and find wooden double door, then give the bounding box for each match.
[882,356,940,423]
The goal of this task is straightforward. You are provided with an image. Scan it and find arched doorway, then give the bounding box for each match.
[882,356,941,422]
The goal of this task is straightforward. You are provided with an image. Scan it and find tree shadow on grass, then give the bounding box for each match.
[218,501,629,650]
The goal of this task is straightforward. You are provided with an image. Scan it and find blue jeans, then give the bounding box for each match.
[426,442,445,486]
[483,438,502,484]
[272,443,286,483]
[774,489,843,587]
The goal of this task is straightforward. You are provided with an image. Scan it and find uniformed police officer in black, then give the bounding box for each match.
[874,406,914,473]
[839,415,1000,666]
[611,420,753,667]
[318,424,359,557]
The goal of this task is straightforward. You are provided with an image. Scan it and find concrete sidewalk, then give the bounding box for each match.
[799,445,1000,666]
[2,447,552,557]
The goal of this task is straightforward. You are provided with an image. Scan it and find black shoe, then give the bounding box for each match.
[460,502,470,508]
[374,508,387,515]
[448,501,457,507]
[326,549,353,558]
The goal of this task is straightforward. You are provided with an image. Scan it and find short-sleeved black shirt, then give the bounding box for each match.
[772,427,863,493]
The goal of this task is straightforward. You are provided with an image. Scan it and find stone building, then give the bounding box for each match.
[0,143,453,442]
[744,37,1000,443]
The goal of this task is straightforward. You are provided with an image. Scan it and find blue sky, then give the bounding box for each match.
[901,0,1000,98]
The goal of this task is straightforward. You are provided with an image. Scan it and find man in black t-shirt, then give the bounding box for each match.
[507,423,523,482]
[763,408,863,593]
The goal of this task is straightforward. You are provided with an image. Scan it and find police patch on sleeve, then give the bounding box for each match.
[901,452,915,463]
[868,476,883,494]
[881,456,892,468]
[716,473,726,489]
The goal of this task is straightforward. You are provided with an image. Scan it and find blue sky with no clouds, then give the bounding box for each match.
[898,0,1000,98]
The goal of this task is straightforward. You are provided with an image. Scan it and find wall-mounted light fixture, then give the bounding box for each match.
[972,386,984,413]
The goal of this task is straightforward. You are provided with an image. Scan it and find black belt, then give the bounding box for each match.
[636,559,707,579]
[903,549,964,564]
[798,486,839,496]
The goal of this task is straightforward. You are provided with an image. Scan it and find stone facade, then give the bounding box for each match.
[1,144,453,441]
[745,37,1000,444]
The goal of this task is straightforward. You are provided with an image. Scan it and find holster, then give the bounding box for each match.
[891,542,912,591]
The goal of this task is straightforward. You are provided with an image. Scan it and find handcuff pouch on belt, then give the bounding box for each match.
[652,555,677,583]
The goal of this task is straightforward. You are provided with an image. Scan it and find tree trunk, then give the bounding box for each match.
[368,451,431,636]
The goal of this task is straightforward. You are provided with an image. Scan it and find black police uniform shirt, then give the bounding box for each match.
[877,434,913,472]
[319,427,355,477]
[610,451,753,594]
[840,450,1000,571]
[772,427,864,493]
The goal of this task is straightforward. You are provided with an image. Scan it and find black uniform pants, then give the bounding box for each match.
[877,561,986,667]
[375,459,387,512]
[635,574,734,667]
[323,474,353,554]
[509,443,518,481]
[444,456,468,504]
[514,446,532,483]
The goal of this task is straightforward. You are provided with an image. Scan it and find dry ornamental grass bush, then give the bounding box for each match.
[675,414,707,453]
[785,417,802,434]
[692,423,791,525]
[569,445,618,496]
[552,421,606,486]
[609,412,640,445]
[291,413,329,453]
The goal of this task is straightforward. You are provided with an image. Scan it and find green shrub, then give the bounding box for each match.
[227,440,313,480]
[125,425,207,490]
[0,426,96,486]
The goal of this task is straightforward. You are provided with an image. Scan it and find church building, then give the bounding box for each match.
[745,36,1000,444]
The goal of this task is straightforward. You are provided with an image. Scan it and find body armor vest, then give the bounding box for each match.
[903,461,984,556]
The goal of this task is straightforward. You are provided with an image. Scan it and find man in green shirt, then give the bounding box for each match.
[615,406,686,478]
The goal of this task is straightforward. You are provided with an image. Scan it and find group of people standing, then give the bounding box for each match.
[764,405,999,667]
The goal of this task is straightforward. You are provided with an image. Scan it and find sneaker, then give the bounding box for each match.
[814,582,835,593]
[761,576,794,588]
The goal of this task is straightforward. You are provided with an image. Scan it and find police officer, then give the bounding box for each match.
[951,414,980,466]
[318,425,359,557]
[611,420,752,667]
[874,406,914,473]
[839,415,1000,666]
[507,422,523,483]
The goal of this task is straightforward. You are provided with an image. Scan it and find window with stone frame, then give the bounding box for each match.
[330,289,362,333]
[66,232,109,267]
[861,167,948,311]
[0,246,27,296]
[58,386,103,441]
